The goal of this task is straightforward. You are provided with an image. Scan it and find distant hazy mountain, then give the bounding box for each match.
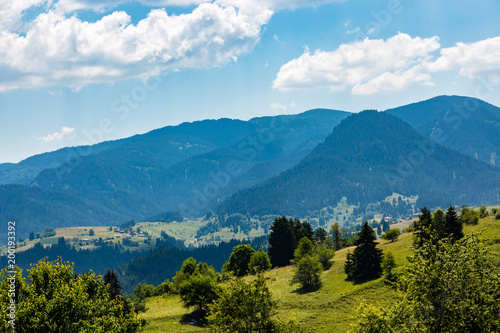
[0,110,350,239]
[216,110,500,217]
[386,95,500,165]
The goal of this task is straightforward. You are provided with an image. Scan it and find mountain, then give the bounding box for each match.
[386,95,500,165]
[0,110,350,240]
[0,141,120,185]
[216,110,500,218]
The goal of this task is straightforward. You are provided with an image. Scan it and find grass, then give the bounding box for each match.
[138,214,500,332]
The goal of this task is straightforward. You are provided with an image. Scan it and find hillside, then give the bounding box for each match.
[216,110,500,217]
[387,95,500,165]
[138,213,500,332]
[0,110,349,241]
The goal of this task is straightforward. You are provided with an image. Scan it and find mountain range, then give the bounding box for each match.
[1,95,499,241]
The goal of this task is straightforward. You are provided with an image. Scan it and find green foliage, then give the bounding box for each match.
[479,205,489,218]
[445,205,463,240]
[491,207,498,216]
[380,252,396,278]
[154,279,172,296]
[381,228,401,242]
[314,244,335,270]
[415,206,464,245]
[208,274,292,332]
[291,255,323,290]
[293,237,314,261]
[346,222,382,282]
[42,227,56,238]
[463,210,479,226]
[313,227,328,243]
[268,217,297,267]
[103,269,123,301]
[88,229,94,236]
[432,209,447,239]
[179,274,218,313]
[0,259,141,333]
[248,248,271,275]
[226,244,256,277]
[355,233,500,332]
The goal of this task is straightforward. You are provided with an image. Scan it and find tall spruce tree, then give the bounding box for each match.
[268,216,296,267]
[432,209,447,239]
[104,269,123,301]
[351,221,382,281]
[445,205,463,241]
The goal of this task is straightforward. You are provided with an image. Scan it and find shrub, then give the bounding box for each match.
[460,207,479,225]
[314,244,335,270]
[381,228,401,242]
[226,244,256,277]
[291,255,323,289]
[479,205,489,218]
[248,248,271,274]
[293,237,314,261]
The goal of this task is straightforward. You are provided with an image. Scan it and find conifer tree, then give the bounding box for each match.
[351,221,382,281]
[104,269,123,301]
[268,216,296,267]
[445,205,463,241]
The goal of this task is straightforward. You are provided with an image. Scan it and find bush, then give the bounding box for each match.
[226,244,256,277]
[496,213,500,220]
[248,248,271,274]
[179,274,218,313]
[381,228,401,242]
[291,255,323,289]
[293,237,314,261]
[314,244,335,270]
[460,207,479,225]
[154,279,172,296]
[381,252,397,278]
[479,205,489,218]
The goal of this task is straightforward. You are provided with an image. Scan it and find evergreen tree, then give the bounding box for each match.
[432,209,447,239]
[268,217,296,267]
[445,205,463,241]
[351,222,382,281]
[104,269,123,301]
[331,223,342,250]
[292,219,313,242]
[344,251,355,280]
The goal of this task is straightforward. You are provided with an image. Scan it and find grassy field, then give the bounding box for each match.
[138,214,500,333]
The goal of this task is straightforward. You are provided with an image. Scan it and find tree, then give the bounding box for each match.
[381,228,401,242]
[444,205,463,241]
[331,222,342,250]
[354,233,500,332]
[208,274,291,332]
[460,207,479,225]
[226,244,256,277]
[292,220,313,242]
[344,251,355,280]
[0,259,141,333]
[173,257,197,290]
[432,209,447,239]
[479,205,489,218]
[179,274,218,314]
[29,232,35,241]
[268,217,296,267]
[314,244,335,270]
[89,229,95,236]
[103,269,123,301]
[293,237,314,261]
[350,222,382,281]
[313,227,328,243]
[292,255,323,289]
[248,248,271,275]
[381,252,396,278]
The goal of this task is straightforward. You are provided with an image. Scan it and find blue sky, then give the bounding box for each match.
[1,0,500,163]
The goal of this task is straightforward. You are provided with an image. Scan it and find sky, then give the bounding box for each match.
[1,0,500,163]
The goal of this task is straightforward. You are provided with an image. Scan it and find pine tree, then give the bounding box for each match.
[344,251,355,280]
[432,209,447,239]
[351,221,382,281]
[268,216,296,267]
[104,269,123,301]
[445,205,463,241]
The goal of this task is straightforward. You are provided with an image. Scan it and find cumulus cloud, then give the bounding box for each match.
[274,32,500,95]
[273,33,440,94]
[34,126,75,142]
[0,1,272,91]
[428,36,500,81]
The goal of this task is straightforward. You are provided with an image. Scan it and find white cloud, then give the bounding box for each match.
[0,2,272,91]
[35,126,75,142]
[273,33,440,95]
[55,0,211,13]
[270,102,287,111]
[428,36,500,80]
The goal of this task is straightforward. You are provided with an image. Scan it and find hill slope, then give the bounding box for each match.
[216,111,500,217]
[139,214,500,332]
[387,95,500,165]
